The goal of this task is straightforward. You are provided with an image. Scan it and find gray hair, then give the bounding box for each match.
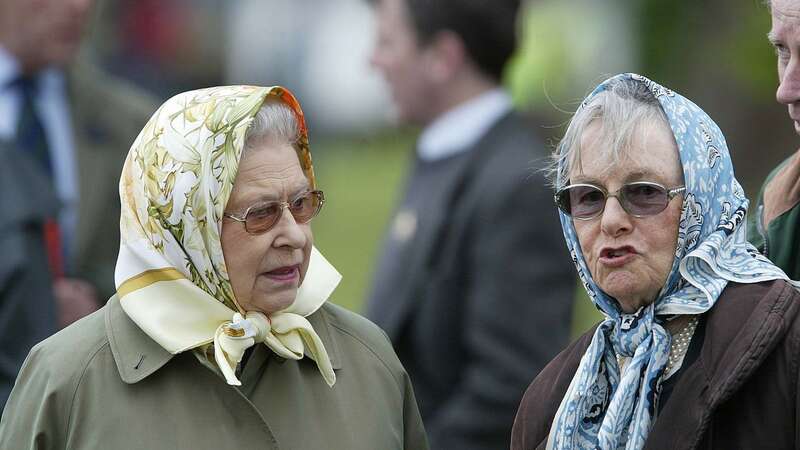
[243,99,301,152]
[548,78,672,189]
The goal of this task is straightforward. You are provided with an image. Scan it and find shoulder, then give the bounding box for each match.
[739,279,800,342]
[317,303,403,374]
[0,307,112,444]
[317,303,402,370]
[482,111,548,171]
[470,111,553,200]
[488,110,543,150]
[512,325,598,448]
[702,280,800,385]
[24,307,112,385]
[710,279,800,331]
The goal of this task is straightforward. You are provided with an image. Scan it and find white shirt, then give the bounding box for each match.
[417,88,513,161]
[0,46,79,268]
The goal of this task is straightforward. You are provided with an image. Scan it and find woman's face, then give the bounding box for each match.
[220,139,313,315]
[571,120,684,313]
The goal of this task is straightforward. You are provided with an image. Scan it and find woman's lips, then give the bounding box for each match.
[261,265,300,284]
[598,246,637,268]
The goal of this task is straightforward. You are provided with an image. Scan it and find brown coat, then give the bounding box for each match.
[511,280,800,450]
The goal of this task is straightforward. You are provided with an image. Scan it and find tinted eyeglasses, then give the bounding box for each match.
[554,181,685,220]
[224,190,325,234]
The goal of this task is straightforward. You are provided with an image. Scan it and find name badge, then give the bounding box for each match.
[391,209,417,243]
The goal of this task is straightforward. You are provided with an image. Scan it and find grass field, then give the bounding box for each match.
[310,131,602,337]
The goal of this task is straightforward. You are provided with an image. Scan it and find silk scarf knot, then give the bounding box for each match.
[213,310,336,387]
[611,306,652,358]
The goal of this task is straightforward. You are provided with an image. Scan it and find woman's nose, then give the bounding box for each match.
[599,197,633,237]
[271,208,308,249]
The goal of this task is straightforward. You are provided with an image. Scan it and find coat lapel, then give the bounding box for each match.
[370,154,472,338]
[105,295,174,384]
[373,112,515,339]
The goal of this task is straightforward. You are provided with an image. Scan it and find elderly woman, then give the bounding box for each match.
[510,74,800,450]
[0,86,429,449]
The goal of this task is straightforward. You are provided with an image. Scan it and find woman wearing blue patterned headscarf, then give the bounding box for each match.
[510,74,800,450]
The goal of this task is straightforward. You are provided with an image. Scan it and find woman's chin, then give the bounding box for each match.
[243,290,297,315]
[600,280,653,313]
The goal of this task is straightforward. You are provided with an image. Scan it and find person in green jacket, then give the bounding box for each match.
[0,85,429,450]
[751,0,800,277]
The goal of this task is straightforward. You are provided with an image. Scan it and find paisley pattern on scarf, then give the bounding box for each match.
[114,85,340,387]
[547,73,797,450]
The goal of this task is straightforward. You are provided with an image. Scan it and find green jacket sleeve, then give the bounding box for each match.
[759,204,800,279]
[0,344,70,450]
[749,158,800,279]
[401,368,430,449]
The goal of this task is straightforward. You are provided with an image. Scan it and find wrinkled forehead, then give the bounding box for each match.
[772,0,800,22]
[770,1,800,53]
[570,114,683,186]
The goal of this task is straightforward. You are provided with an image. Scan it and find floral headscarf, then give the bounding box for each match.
[547,74,798,449]
[115,86,340,387]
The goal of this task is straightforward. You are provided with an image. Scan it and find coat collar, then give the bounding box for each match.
[105,295,343,384]
[416,88,512,161]
[105,295,173,384]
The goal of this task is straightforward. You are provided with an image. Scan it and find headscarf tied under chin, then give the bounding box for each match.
[114,85,340,387]
[547,73,797,450]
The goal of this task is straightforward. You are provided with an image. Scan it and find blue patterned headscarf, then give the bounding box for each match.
[547,73,797,450]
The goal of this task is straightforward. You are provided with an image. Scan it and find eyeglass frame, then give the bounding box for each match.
[223,189,325,234]
[554,181,686,221]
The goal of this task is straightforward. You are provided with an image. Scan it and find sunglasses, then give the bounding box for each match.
[554,181,685,220]
[224,190,325,234]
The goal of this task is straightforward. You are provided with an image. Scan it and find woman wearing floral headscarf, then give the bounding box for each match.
[0,86,429,450]
[511,74,800,450]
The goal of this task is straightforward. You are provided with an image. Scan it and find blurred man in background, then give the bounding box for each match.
[0,0,156,408]
[365,0,575,447]
[754,0,800,278]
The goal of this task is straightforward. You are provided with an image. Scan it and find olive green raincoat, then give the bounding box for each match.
[0,296,428,449]
[0,85,428,449]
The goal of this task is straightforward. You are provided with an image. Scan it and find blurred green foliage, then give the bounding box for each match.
[638,0,700,85]
[726,3,777,99]
[506,2,571,108]
[639,0,776,98]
